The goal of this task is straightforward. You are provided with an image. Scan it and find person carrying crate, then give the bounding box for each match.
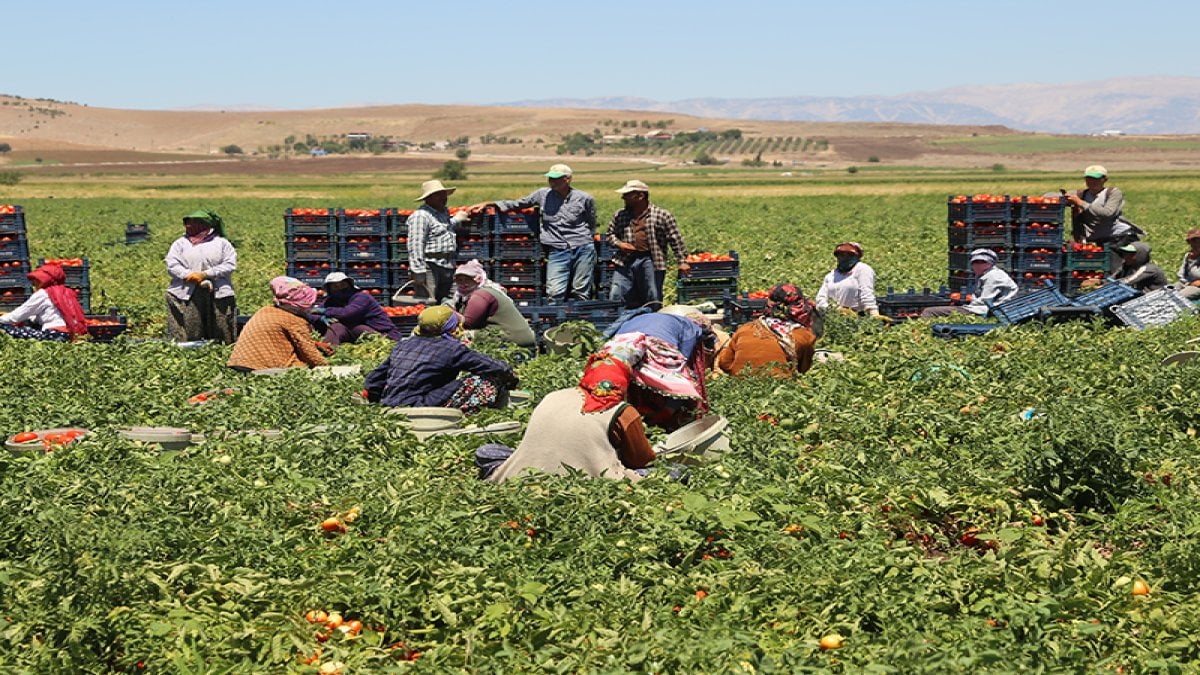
[604,179,690,309]
[1065,165,1144,274]
[920,249,1018,318]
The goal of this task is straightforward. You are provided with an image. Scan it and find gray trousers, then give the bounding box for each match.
[166,289,238,344]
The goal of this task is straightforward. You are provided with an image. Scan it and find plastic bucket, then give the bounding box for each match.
[6,427,90,455]
[544,324,584,356]
[119,426,194,450]
[657,415,730,462]
[385,406,465,431]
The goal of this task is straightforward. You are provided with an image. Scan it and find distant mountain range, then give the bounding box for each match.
[503,77,1200,135]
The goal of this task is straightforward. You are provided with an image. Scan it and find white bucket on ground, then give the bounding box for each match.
[657,415,731,462]
[119,426,194,450]
[384,406,465,432]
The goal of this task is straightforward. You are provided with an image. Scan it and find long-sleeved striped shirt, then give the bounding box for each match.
[406,205,457,274]
[496,187,596,250]
[605,203,687,271]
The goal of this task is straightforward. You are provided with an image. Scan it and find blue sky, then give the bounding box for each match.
[5,0,1195,110]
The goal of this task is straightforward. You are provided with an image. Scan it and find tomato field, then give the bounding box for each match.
[3,170,1200,671]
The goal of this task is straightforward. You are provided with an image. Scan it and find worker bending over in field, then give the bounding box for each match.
[477,354,656,483]
[0,263,89,342]
[469,164,597,303]
[407,180,471,304]
[311,272,403,346]
[605,179,690,309]
[165,209,238,344]
[228,277,329,372]
[1066,165,1144,274]
[363,305,518,414]
[920,249,1018,318]
[717,283,817,377]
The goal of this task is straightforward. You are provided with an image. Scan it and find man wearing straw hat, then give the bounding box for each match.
[407,179,470,303]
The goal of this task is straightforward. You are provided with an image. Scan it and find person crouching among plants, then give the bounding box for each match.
[227,277,330,373]
[477,353,656,483]
[311,272,403,346]
[0,263,89,342]
[363,305,518,414]
[716,282,817,377]
[920,249,1018,318]
[1111,241,1168,292]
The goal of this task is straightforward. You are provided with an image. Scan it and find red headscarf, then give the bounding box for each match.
[28,264,89,337]
[578,354,633,413]
[766,283,816,328]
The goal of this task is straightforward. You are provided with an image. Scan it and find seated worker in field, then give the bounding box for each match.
[476,355,656,483]
[311,272,403,347]
[450,259,537,349]
[1112,241,1168,292]
[0,263,89,342]
[920,249,1018,318]
[227,277,329,372]
[814,242,880,317]
[601,305,716,431]
[717,283,817,377]
[363,305,518,414]
[1176,229,1200,300]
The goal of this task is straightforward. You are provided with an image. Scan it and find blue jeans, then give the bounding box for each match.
[608,256,665,309]
[545,243,596,303]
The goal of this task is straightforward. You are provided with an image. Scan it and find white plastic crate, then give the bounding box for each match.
[1110,288,1197,329]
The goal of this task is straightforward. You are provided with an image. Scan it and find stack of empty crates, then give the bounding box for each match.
[675,251,740,304]
[0,205,31,312]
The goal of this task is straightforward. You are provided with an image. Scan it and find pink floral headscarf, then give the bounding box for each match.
[270,276,317,310]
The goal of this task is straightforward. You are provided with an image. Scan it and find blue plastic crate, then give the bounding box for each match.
[877,286,952,321]
[1071,281,1140,309]
[0,236,29,263]
[286,238,337,262]
[389,238,411,262]
[988,281,1069,324]
[561,299,623,328]
[455,210,492,236]
[1014,247,1062,272]
[284,208,336,236]
[493,235,541,260]
[456,234,491,261]
[1111,288,1197,329]
[495,208,539,234]
[0,206,26,234]
[506,287,543,307]
[0,285,31,310]
[337,236,388,262]
[947,195,1012,223]
[1014,223,1064,247]
[391,210,412,236]
[336,209,390,236]
[931,323,1001,339]
[594,238,617,261]
[85,311,128,342]
[948,223,1013,248]
[675,278,738,304]
[125,222,150,245]
[723,290,770,327]
[287,261,331,286]
[1062,273,1109,297]
[0,260,30,282]
[38,258,89,287]
[1014,197,1067,225]
[1065,248,1108,271]
[342,262,389,288]
[682,251,740,280]
[1015,273,1063,294]
[75,288,92,314]
[491,260,543,287]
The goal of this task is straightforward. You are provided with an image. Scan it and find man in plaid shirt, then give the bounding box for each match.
[407,180,469,303]
[605,180,690,308]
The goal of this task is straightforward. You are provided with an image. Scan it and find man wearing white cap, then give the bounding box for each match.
[1065,164,1143,273]
[310,272,403,346]
[408,179,471,303]
[606,179,690,308]
[469,164,597,302]
[920,248,1018,318]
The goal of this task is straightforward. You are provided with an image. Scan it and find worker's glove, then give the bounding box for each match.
[185,272,207,284]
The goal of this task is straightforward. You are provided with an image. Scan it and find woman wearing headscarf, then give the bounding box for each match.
[717,282,818,377]
[450,259,536,349]
[227,277,328,372]
[0,263,89,342]
[165,209,238,344]
[311,272,402,346]
[477,354,656,483]
[814,242,879,317]
[600,305,716,430]
[363,305,517,414]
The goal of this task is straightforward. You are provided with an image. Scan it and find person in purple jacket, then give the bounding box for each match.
[310,272,403,347]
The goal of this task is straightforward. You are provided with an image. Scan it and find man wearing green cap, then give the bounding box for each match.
[1065,164,1143,273]
[165,209,238,343]
[469,163,597,303]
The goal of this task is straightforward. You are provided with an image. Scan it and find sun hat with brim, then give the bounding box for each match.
[969,248,998,264]
[833,242,863,257]
[1187,229,1200,241]
[1113,243,1138,254]
[615,179,650,194]
[323,271,355,287]
[416,179,456,202]
[544,163,573,178]
[1084,165,1108,178]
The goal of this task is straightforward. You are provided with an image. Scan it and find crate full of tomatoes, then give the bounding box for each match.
[1011,194,1067,225]
[85,311,128,342]
[1064,241,1108,270]
[682,250,739,280]
[336,208,390,236]
[383,304,425,333]
[0,204,25,233]
[39,257,89,287]
[284,208,336,236]
[947,194,1011,223]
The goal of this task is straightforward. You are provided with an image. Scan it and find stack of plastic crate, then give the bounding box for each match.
[876,286,953,321]
[0,205,31,312]
[38,257,91,313]
[336,208,390,305]
[491,208,543,306]
[284,208,337,288]
[723,289,769,328]
[1010,195,1067,292]
[593,235,618,296]
[1062,241,1108,295]
[676,251,739,304]
[388,210,414,303]
[125,221,151,245]
[947,195,1013,293]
